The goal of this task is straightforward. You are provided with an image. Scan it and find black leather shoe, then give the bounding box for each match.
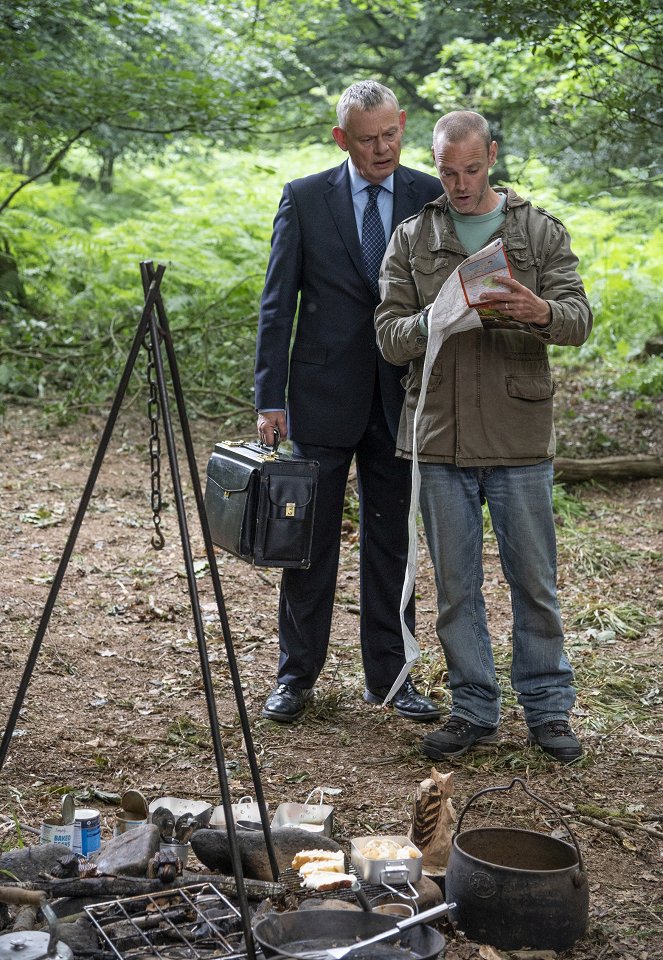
[261,683,312,723]
[364,677,442,722]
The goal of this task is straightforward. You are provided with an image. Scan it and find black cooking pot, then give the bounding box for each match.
[445,777,589,952]
[254,908,446,960]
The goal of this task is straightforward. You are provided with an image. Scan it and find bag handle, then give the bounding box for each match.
[259,426,280,454]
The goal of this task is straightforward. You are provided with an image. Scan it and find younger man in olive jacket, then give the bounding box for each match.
[375,111,593,763]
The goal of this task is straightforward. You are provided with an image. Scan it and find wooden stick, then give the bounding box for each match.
[572,815,632,842]
[21,874,284,901]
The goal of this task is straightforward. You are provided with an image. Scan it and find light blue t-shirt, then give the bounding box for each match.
[449,191,507,254]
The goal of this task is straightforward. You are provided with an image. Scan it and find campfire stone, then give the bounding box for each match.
[412,875,444,910]
[54,918,101,956]
[0,842,76,882]
[93,823,160,876]
[191,827,342,881]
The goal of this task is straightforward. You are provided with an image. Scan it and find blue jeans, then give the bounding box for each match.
[418,461,576,728]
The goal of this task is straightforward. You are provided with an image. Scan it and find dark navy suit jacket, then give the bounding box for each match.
[255,160,441,446]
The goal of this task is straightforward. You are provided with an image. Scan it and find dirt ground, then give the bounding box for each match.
[0,395,661,960]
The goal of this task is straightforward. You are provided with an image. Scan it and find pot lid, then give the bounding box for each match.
[0,931,73,960]
[121,789,149,819]
[61,792,75,825]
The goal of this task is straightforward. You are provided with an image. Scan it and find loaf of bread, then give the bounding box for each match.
[298,858,345,877]
[301,871,354,891]
[291,848,345,871]
[361,838,420,860]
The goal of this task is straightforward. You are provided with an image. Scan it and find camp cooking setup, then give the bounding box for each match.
[0,268,589,959]
[8,773,589,960]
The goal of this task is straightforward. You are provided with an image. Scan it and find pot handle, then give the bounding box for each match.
[455,776,586,885]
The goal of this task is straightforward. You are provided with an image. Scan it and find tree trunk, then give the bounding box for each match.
[554,455,663,482]
[99,149,115,194]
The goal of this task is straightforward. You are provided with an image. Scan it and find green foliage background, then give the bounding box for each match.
[0,0,661,424]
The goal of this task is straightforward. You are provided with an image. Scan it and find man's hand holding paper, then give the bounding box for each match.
[479,274,552,327]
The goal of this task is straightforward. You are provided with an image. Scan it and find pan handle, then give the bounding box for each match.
[454,776,586,885]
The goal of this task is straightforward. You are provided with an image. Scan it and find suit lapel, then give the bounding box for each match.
[391,166,417,235]
[324,162,429,296]
[324,162,368,287]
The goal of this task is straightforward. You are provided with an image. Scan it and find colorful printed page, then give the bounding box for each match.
[458,237,512,306]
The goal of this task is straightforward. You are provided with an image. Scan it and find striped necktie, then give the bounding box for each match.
[361,184,386,297]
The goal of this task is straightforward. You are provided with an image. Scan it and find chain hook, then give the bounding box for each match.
[143,327,165,550]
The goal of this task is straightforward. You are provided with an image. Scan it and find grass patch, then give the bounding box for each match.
[557,527,651,577]
[570,602,655,639]
[166,716,212,749]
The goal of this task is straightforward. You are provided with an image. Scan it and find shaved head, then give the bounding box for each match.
[433,111,491,150]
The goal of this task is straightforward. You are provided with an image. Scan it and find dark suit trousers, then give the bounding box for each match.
[276,384,415,691]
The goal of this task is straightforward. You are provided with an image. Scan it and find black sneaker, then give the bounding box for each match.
[261,683,312,723]
[422,716,499,759]
[527,719,583,763]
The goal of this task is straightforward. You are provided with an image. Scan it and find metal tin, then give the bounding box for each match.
[271,800,333,836]
[210,796,266,830]
[40,817,75,849]
[114,789,149,837]
[159,839,189,867]
[351,836,423,885]
[114,810,148,837]
[72,808,101,856]
[121,789,149,819]
[147,796,213,827]
[372,902,415,918]
[61,793,75,825]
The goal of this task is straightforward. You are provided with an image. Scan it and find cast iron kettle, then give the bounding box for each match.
[445,777,589,952]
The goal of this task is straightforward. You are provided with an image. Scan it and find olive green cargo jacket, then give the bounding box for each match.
[374,188,593,466]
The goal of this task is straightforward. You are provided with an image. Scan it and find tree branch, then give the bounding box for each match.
[0,124,94,216]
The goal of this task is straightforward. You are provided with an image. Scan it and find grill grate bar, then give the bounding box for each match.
[84,883,247,960]
[279,867,414,905]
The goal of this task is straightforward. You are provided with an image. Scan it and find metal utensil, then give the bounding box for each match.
[350,880,372,912]
[279,901,454,960]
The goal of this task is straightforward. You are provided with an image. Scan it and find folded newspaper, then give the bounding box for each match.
[458,238,522,329]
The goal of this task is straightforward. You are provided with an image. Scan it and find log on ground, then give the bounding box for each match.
[554,455,663,482]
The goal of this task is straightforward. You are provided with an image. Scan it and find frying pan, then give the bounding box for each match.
[253,904,447,960]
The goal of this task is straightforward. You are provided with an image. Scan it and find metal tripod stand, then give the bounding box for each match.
[0,262,279,960]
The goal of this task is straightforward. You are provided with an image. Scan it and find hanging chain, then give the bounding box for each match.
[144,327,165,550]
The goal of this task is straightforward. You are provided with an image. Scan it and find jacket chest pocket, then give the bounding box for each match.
[410,255,453,306]
[508,249,540,294]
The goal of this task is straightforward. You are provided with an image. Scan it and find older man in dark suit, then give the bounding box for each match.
[254,80,441,723]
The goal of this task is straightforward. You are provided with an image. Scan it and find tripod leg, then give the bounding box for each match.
[0,270,165,773]
[139,264,258,960]
[141,261,279,880]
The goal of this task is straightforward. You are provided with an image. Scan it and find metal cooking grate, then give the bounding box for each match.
[84,883,246,960]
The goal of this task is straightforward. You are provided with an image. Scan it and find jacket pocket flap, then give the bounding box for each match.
[291,341,327,365]
[207,460,254,494]
[506,374,555,400]
[411,255,449,275]
[267,476,314,508]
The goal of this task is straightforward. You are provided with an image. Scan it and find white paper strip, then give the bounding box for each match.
[381,263,482,704]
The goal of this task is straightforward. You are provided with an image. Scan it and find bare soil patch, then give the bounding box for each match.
[0,402,661,960]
